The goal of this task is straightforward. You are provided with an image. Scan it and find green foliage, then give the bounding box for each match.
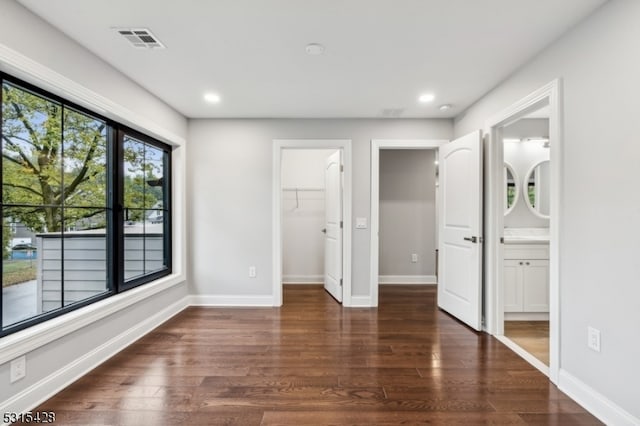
[1,82,164,235]
[2,219,10,259]
[2,260,36,288]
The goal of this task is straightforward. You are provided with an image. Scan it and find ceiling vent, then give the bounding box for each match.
[115,28,165,49]
[381,108,405,118]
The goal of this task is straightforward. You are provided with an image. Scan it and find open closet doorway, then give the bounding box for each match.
[485,80,561,382]
[370,140,447,306]
[272,140,352,307]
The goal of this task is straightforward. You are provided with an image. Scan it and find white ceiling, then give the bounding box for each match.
[17,0,606,119]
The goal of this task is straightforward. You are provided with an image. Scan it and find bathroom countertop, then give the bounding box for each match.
[503,228,549,245]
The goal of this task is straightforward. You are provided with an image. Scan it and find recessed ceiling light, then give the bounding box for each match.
[439,104,453,111]
[203,93,221,104]
[305,43,325,55]
[418,93,435,103]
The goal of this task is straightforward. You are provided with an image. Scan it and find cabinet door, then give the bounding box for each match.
[523,259,549,312]
[504,260,523,312]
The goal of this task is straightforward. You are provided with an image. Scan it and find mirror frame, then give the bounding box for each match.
[504,162,519,216]
[523,159,550,219]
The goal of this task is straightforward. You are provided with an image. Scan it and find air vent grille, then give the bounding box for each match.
[116,28,165,49]
[381,108,405,118]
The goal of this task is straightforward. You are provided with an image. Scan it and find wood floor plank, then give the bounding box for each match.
[24,285,601,425]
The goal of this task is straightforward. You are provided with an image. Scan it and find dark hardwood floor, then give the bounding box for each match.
[29,285,601,425]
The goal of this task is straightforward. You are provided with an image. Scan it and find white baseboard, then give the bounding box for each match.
[0,296,189,419]
[504,312,550,321]
[348,295,374,307]
[189,294,275,306]
[378,275,437,284]
[558,369,639,426]
[282,275,323,284]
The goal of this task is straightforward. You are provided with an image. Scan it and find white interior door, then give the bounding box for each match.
[438,130,483,330]
[324,150,343,302]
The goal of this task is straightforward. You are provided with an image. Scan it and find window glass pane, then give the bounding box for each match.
[62,108,108,208]
[1,83,110,330]
[62,209,108,307]
[144,144,165,209]
[145,213,164,274]
[2,82,62,228]
[60,108,109,307]
[2,207,62,328]
[123,136,168,282]
[124,218,145,280]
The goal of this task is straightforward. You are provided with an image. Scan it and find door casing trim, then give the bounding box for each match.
[484,79,562,384]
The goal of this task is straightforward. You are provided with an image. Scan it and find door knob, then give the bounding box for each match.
[463,236,478,243]
[321,228,327,234]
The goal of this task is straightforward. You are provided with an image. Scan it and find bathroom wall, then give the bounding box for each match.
[503,118,550,229]
[454,1,640,420]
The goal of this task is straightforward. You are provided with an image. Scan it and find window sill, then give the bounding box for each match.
[0,273,186,365]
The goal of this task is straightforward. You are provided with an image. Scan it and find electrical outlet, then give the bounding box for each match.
[10,355,26,383]
[248,266,256,278]
[587,326,601,352]
[411,253,418,263]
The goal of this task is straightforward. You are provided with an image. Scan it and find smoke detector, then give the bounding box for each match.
[305,43,325,55]
[115,28,165,49]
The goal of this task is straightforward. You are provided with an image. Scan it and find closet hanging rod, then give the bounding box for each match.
[282,187,325,191]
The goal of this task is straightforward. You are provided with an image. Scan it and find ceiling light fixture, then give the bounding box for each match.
[418,93,435,103]
[305,43,325,55]
[203,93,221,104]
[439,104,453,111]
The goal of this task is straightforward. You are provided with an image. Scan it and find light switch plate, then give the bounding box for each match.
[587,326,601,352]
[356,217,367,229]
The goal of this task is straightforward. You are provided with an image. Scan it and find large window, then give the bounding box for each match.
[1,74,171,336]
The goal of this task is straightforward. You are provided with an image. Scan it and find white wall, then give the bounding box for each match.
[281,149,336,283]
[188,119,452,299]
[0,0,189,413]
[0,0,187,142]
[454,0,639,421]
[503,119,550,228]
[379,150,436,278]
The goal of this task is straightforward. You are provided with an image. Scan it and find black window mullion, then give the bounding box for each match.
[60,105,65,308]
[164,149,172,271]
[114,129,125,292]
[106,125,117,294]
[0,76,4,331]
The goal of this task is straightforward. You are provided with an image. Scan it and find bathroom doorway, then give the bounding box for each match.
[501,105,551,368]
[485,80,561,382]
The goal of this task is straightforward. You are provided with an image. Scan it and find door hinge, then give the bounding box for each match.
[340,165,344,172]
[340,221,343,229]
[340,278,343,286]
[500,237,504,244]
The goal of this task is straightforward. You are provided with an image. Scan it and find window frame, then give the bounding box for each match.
[116,126,172,292]
[0,71,172,338]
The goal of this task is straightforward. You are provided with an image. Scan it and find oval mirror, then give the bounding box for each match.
[504,162,519,215]
[523,160,550,219]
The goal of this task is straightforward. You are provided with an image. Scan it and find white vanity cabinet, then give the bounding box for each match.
[503,244,549,313]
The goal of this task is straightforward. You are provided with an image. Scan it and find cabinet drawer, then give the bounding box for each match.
[504,245,549,260]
